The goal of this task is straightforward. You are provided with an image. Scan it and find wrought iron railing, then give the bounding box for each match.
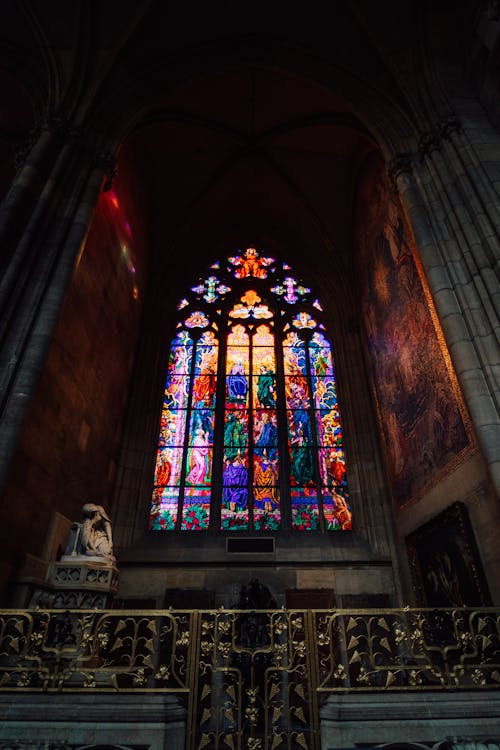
[1,608,499,749]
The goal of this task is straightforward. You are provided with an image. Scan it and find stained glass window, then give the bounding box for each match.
[150,247,352,533]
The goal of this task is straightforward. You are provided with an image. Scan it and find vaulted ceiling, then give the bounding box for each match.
[0,0,481,303]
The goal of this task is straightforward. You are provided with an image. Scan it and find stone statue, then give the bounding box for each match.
[81,503,114,560]
[64,503,115,563]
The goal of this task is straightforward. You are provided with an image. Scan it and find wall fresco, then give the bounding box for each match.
[357,161,471,506]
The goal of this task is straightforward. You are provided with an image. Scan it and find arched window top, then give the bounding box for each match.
[150,248,351,533]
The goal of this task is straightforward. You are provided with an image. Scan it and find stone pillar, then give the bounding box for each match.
[0,115,77,313]
[0,128,116,495]
[389,121,500,498]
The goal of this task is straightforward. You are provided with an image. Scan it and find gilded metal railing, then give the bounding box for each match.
[1,608,500,749]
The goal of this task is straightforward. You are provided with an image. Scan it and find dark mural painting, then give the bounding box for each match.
[357,159,471,507]
[406,502,491,607]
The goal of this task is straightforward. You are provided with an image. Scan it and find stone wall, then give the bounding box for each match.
[0,156,150,601]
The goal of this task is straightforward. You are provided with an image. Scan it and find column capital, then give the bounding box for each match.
[387,152,414,185]
[418,129,442,158]
[13,110,82,172]
[95,151,118,192]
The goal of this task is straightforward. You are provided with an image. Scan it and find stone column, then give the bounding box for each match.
[389,126,500,498]
[0,115,77,314]
[0,136,116,495]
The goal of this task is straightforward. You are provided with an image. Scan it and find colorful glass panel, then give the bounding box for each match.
[253,482,280,530]
[292,312,317,330]
[287,410,316,486]
[322,487,352,530]
[271,276,310,304]
[191,275,231,303]
[186,429,213,485]
[283,332,307,375]
[158,408,187,448]
[226,325,249,407]
[229,290,273,320]
[290,488,320,530]
[309,332,334,376]
[195,331,218,371]
[192,333,218,409]
[252,324,280,529]
[152,248,351,533]
[154,445,184,487]
[318,447,347,487]
[167,331,193,375]
[185,310,210,328]
[181,487,210,530]
[221,453,249,530]
[222,324,250,529]
[253,325,276,409]
[228,247,275,278]
[150,486,178,531]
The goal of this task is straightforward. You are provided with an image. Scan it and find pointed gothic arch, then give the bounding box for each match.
[149,247,351,533]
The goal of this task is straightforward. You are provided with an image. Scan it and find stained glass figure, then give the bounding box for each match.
[252,325,280,530]
[228,247,275,279]
[322,488,352,530]
[226,325,249,407]
[151,248,351,533]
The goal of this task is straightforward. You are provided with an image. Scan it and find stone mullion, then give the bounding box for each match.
[0,154,109,495]
[393,162,500,497]
[420,150,500,403]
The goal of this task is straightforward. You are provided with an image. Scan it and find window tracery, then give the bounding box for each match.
[150,248,351,533]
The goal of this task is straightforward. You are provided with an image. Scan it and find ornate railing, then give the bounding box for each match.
[1,608,500,749]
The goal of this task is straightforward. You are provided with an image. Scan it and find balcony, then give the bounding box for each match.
[0,607,499,749]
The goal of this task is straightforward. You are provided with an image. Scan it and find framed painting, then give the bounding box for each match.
[406,502,491,607]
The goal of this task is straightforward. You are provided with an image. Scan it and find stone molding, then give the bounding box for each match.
[387,115,463,184]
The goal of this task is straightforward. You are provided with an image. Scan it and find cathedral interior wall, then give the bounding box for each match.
[0,157,150,601]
